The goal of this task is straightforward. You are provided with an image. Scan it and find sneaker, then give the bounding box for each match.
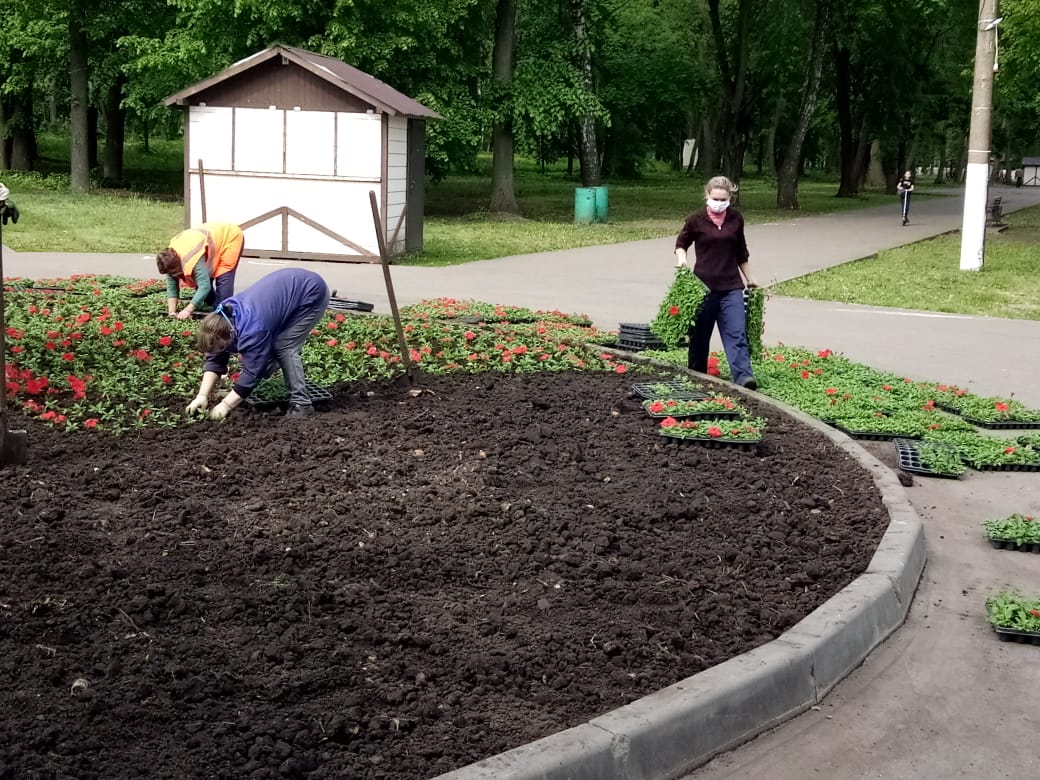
[284,404,315,418]
[739,377,758,391]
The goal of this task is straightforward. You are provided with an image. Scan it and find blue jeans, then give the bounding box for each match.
[687,289,754,385]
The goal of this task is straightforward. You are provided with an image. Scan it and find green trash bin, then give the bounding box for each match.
[593,186,608,223]
[574,187,596,225]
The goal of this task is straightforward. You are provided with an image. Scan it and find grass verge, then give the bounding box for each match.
[772,206,1040,320]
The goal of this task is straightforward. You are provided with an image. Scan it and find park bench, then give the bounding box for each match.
[987,195,1004,227]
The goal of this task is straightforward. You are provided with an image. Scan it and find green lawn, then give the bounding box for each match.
[772,206,1040,320]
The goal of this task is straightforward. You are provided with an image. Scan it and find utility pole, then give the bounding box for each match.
[960,0,1001,271]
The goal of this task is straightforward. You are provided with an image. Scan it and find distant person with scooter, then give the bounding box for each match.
[897,171,914,226]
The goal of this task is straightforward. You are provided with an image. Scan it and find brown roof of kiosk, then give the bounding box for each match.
[164,44,441,119]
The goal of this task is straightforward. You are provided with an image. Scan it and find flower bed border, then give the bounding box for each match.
[893,438,964,480]
[988,538,1040,554]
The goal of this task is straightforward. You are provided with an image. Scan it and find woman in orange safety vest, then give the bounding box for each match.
[156,222,244,320]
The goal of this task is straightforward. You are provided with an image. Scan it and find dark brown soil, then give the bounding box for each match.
[0,371,890,780]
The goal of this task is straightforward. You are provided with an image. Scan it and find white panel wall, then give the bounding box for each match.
[336,113,382,179]
[188,107,233,170]
[285,110,336,175]
[188,172,381,256]
[234,108,285,173]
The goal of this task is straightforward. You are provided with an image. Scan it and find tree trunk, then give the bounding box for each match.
[834,46,858,197]
[699,116,716,176]
[571,0,601,187]
[777,1,831,209]
[933,132,947,185]
[103,76,127,183]
[764,100,781,180]
[69,9,91,193]
[8,85,37,171]
[707,0,752,191]
[488,0,520,214]
[87,105,99,170]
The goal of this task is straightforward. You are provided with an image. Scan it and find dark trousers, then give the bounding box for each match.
[687,289,753,384]
[900,192,911,221]
[204,269,238,308]
[266,289,332,407]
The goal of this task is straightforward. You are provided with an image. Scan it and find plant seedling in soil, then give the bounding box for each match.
[658,415,767,441]
[643,395,746,418]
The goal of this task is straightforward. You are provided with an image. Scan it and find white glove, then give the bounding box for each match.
[675,254,688,268]
[209,401,231,421]
[185,394,208,415]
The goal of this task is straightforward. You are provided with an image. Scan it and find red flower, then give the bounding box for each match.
[1030,609,1040,619]
[512,345,528,355]
[99,325,113,336]
[114,322,124,331]
[882,384,892,391]
[825,388,838,395]
[140,408,151,418]
[161,374,172,384]
[649,401,665,413]
[44,341,56,350]
[61,352,75,362]
[501,352,513,363]
[995,402,1009,413]
[614,364,628,374]
[326,338,338,346]
[1004,447,1017,454]
[660,417,678,429]
[668,305,680,317]
[366,346,379,356]
[10,346,23,354]
[75,312,91,325]
[800,370,810,379]
[707,426,723,438]
[158,335,173,347]
[464,330,476,341]
[326,321,338,330]
[84,419,99,428]
[817,349,832,358]
[539,353,549,361]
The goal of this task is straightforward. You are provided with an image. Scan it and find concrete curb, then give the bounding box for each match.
[434,358,926,780]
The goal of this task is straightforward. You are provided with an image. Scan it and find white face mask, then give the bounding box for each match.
[706,198,730,214]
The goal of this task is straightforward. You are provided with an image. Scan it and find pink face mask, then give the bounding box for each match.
[706,198,730,214]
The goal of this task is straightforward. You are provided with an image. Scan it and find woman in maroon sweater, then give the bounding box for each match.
[674,176,759,390]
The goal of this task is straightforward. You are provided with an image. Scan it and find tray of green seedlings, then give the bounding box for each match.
[244,377,333,407]
[985,590,1040,644]
[983,514,1040,553]
[894,438,965,479]
[941,395,1040,430]
[642,395,746,420]
[632,380,709,401]
[923,430,1040,472]
[657,416,766,449]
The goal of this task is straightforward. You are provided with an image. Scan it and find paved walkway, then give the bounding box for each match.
[5,182,1040,779]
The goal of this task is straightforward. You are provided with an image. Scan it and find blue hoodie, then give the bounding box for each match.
[203,268,329,397]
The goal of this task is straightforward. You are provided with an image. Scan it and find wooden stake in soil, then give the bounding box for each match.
[368,190,418,383]
[0,217,29,465]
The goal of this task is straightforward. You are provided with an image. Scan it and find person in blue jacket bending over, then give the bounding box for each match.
[186,268,331,420]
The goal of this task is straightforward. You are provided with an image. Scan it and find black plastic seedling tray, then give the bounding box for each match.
[327,297,375,313]
[244,379,333,407]
[993,627,1040,645]
[935,402,1040,429]
[632,381,710,401]
[988,538,1040,553]
[971,461,1040,472]
[894,438,964,479]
